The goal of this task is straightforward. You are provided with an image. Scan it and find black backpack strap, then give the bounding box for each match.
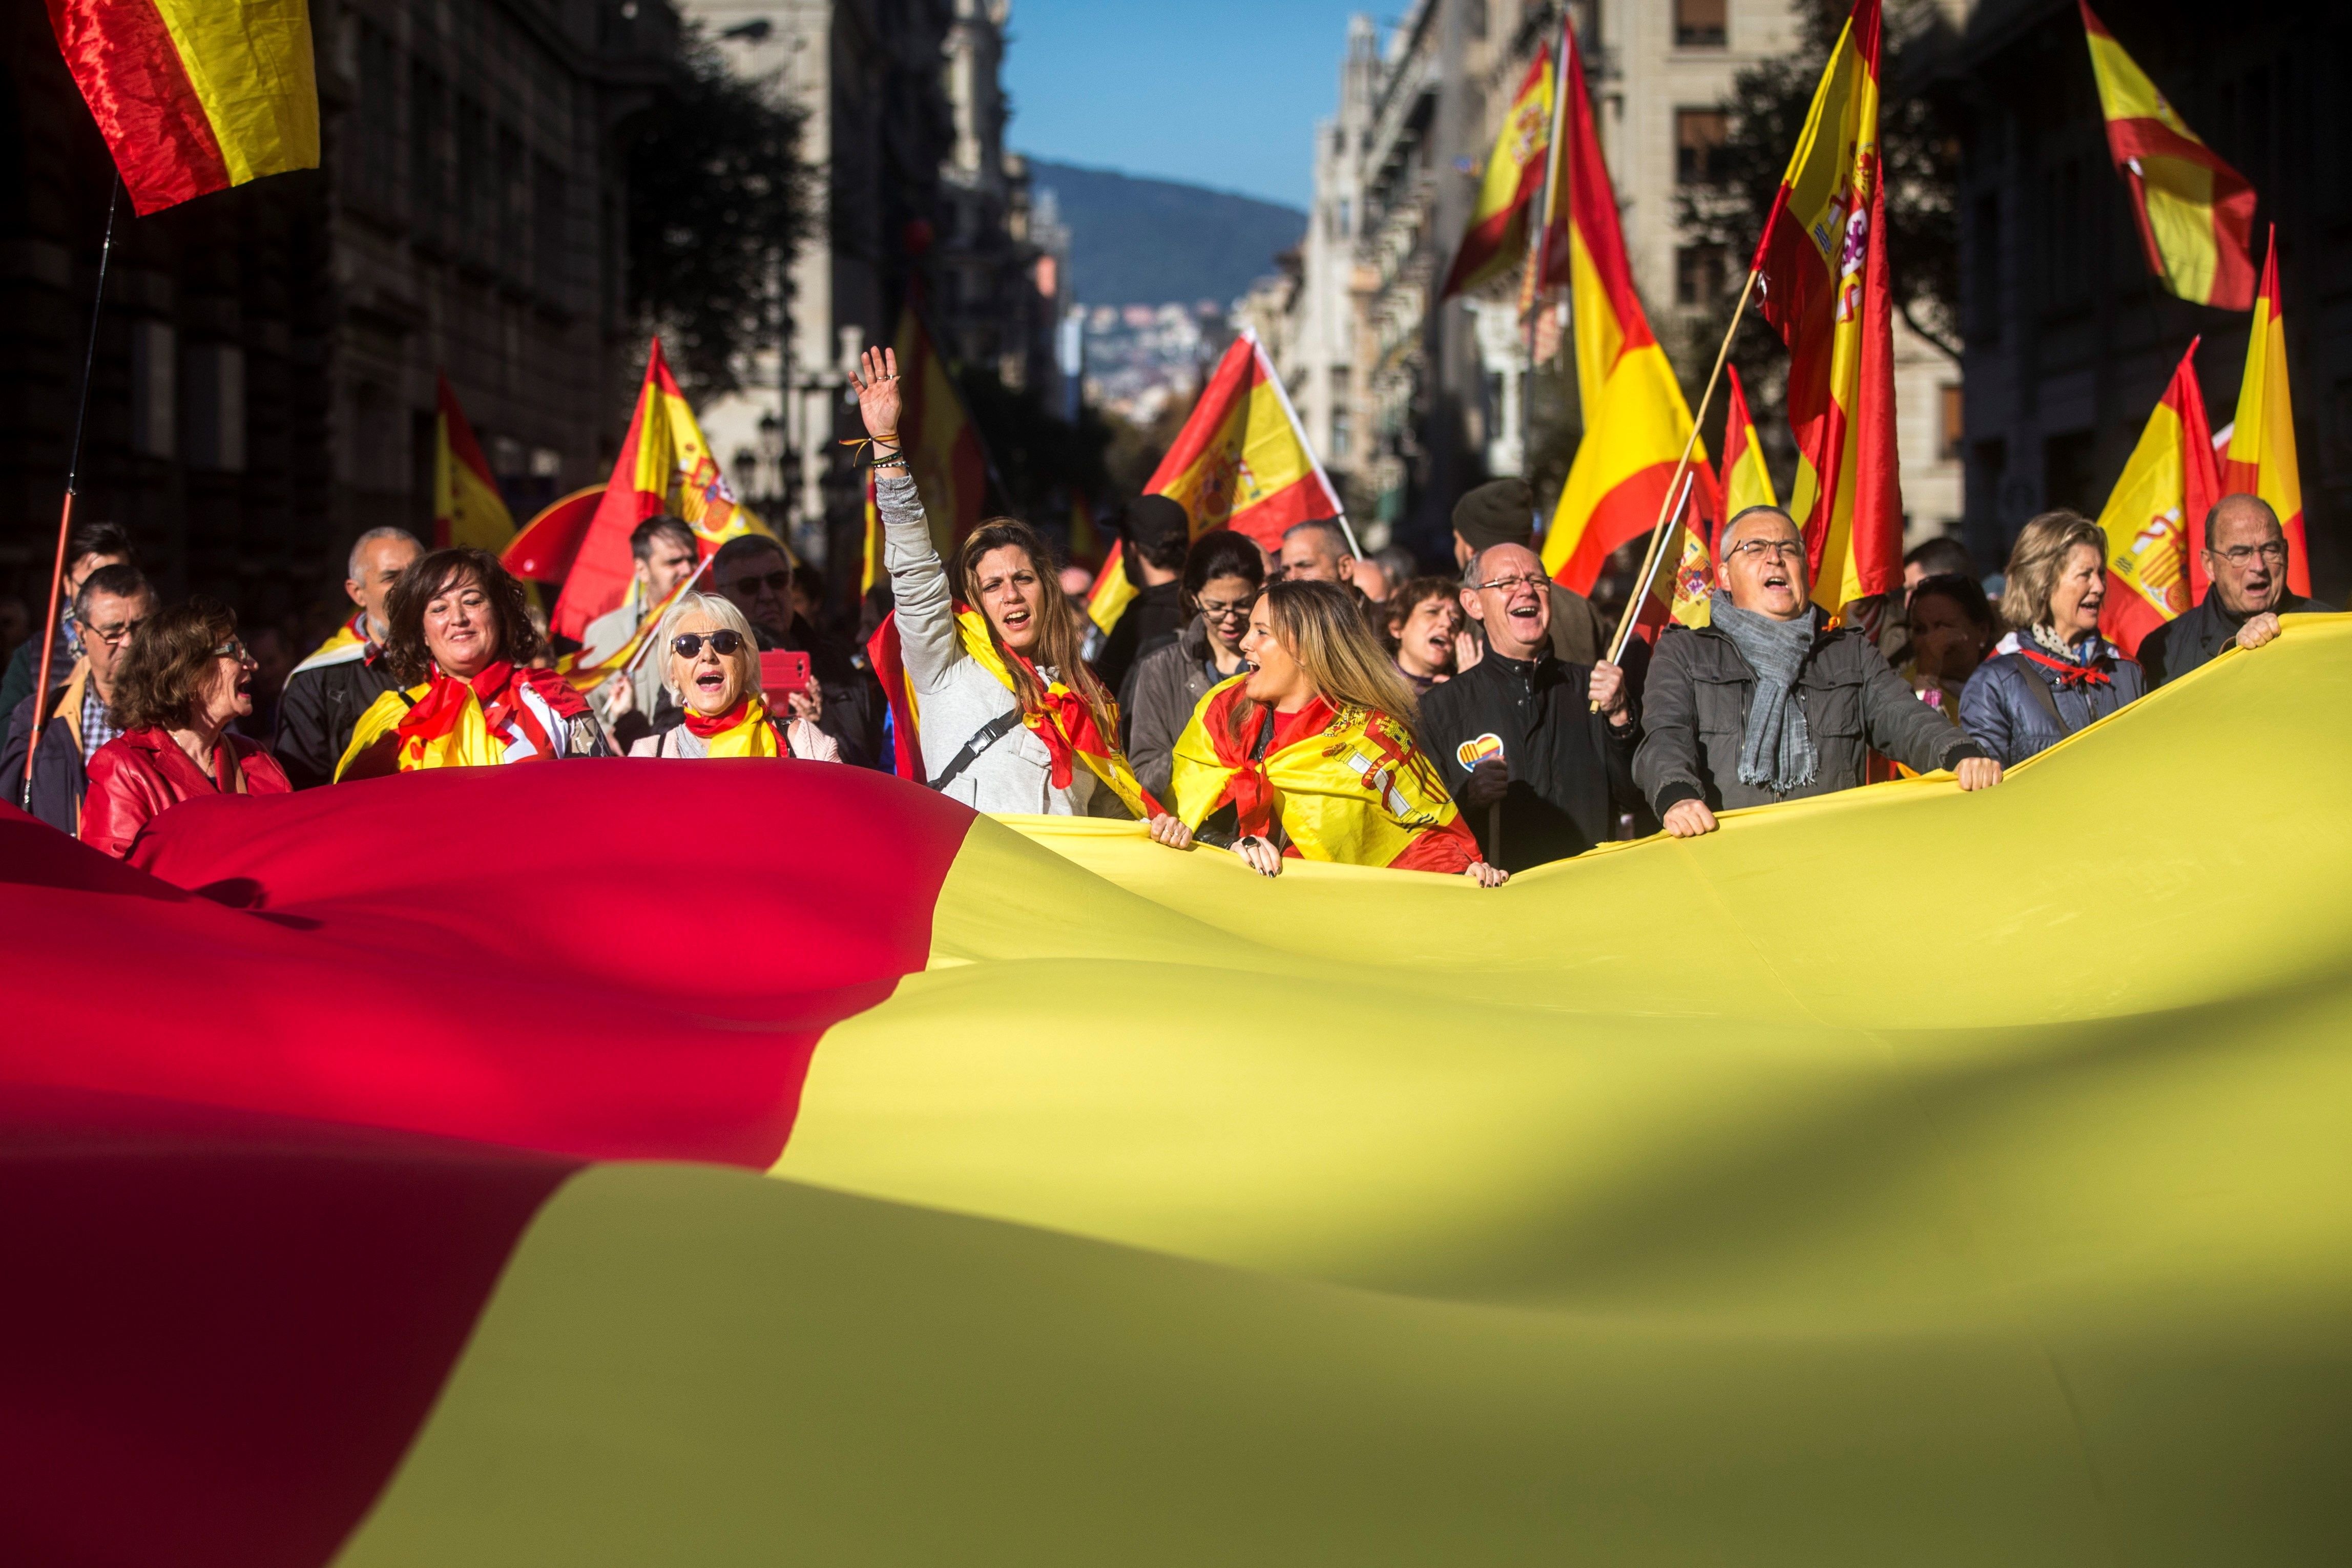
[927,706,1026,792]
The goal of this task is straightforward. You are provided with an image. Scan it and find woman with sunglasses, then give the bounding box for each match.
[79,596,290,859]
[1122,528,1264,804]
[337,547,613,780]
[628,593,840,760]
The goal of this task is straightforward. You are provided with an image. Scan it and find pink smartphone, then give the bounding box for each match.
[758,650,811,701]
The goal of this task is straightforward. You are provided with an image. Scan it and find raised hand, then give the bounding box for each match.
[848,346,901,447]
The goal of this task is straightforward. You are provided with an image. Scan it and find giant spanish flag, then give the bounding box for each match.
[44,0,318,216]
[2080,1,2257,312]
[859,307,989,589]
[1539,27,1705,596]
[7,613,2352,1561]
[2098,339,2221,657]
[432,375,516,553]
[2219,236,2311,598]
[550,339,776,643]
[1086,328,1342,634]
[1439,52,1554,299]
[1753,0,1902,615]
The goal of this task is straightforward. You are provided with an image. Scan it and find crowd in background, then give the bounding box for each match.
[1,354,2329,877]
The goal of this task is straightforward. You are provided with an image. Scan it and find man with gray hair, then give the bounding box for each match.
[1635,505,2004,838]
[274,526,422,788]
[1277,519,1357,586]
[2,562,153,831]
[2138,494,2336,686]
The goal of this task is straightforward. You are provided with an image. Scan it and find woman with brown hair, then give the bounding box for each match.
[1169,579,1502,884]
[79,596,290,858]
[1959,510,2148,765]
[852,344,1188,842]
[336,547,612,780]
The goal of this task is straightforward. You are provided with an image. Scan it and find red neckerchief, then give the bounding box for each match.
[1206,688,1335,841]
[1004,648,1112,791]
[2018,645,2113,691]
[683,697,751,739]
[396,661,558,760]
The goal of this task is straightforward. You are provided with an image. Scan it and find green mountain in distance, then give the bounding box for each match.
[1026,158,1307,307]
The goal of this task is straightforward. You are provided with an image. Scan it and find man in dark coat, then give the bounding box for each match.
[0,564,154,830]
[2140,495,2337,686]
[275,528,422,789]
[1635,506,2005,838]
[0,519,134,721]
[1092,494,1192,697]
[1449,477,1604,667]
[1422,543,1635,871]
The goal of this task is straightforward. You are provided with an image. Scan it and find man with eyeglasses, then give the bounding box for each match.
[1448,478,1604,666]
[581,516,701,735]
[709,533,883,767]
[2,562,154,832]
[1421,543,1636,869]
[2139,494,2335,687]
[1634,506,2003,839]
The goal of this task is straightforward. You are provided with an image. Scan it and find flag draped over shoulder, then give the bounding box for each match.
[44,0,318,215]
[1440,52,1555,299]
[1539,28,1705,596]
[2220,236,2311,598]
[1751,0,1902,615]
[2097,340,2220,657]
[2079,1,2257,311]
[433,377,516,553]
[1086,329,1341,635]
[551,340,776,644]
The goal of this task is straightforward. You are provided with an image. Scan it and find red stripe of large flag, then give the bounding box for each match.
[433,377,516,553]
[1538,25,1705,595]
[2097,339,2221,657]
[45,0,318,216]
[1086,328,1342,635]
[1751,0,1902,614]
[2219,235,2311,599]
[2080,1,2257,312]
[551,339,778,643]
[1439,52,1555,299]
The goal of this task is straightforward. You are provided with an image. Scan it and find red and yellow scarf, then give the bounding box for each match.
[953,609,1155,817]
[681,696,782,759]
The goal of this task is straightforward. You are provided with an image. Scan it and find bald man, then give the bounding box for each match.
[2139,494,2336,686]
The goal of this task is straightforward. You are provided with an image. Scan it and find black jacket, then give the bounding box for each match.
[1093,579,1187,699]
[759,614,884,770]
[2138,591,2336,686]
[0,676,92,833]
[1419,652,1637,871]
[275,643,406,789]
[1634,619,1982,816]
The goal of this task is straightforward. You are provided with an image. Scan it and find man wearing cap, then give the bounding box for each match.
[1094,494,1193,697]
[1450,478,1603,666]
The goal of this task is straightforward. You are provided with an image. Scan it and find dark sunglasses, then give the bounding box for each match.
[671,630,747,658]
[725,570,793,596]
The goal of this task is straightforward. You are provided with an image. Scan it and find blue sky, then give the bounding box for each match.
[1003,0,1372,210]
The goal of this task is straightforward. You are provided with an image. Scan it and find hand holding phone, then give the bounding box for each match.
[759,650,811,701]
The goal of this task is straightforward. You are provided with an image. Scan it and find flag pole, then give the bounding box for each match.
[1598,264,1762,674]
[22,176,120,810]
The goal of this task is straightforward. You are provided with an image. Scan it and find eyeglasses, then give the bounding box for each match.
[671,630,748,658]
[725,570,793,597]
[88,618,147,647]
[1198,595,1254,620]
[1726,539,1806,563]
[2213,541,2289,565]
[1472,573,1550,595]
[211,637,253,663]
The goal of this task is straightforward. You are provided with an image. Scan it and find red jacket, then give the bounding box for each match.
[79,727,290,860]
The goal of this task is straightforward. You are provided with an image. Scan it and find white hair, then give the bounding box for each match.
[347,527,423,581]
[656,591,761,701]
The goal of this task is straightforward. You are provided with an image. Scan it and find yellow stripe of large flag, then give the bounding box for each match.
[1439,52,1554,299]
[433,376,517,554]
[1751,0,1902,615]
[1538,26,1704,596]
[2079,1,2257,311]
[2097,339,2220,657]
[2219,235,2311,599]
[1087,328,1342,635]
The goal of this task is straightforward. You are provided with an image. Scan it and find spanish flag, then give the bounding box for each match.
[2219,235,2311,598]
[550,339,775,643]
[1086,329,1341,635]
[1752,0,1902,614]
[433,377,516,553]
[1538,26,1706,597]
[1439,51,1555,299]
[2080,1,2257,312]
[2097,339,2220,657]
[45,0,318,216]
[1667,364,1777,631]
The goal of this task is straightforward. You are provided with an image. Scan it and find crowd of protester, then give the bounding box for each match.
[2,351,2330,877]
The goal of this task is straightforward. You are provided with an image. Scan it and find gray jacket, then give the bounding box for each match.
[1126,616,1234,804]
[878,470,1111,816]
[1634,620,1983,816]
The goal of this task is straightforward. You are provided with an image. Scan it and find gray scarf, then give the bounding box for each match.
[1709,591,1819,793]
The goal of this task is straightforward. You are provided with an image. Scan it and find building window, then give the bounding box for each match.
[455,97,490,254]
[355,20,398,205]
[410,62,447,235]
[533,156,566,304]
[1938,384,1964,462]
[1675,0,1727,49]
[1676,109,1727,185]
[2039,156,2090,317]
[1331,410,1352,459]
[1966,192,2001,345]
[1675,243,1730,306]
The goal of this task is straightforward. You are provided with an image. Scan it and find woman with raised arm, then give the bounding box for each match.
[1169,578,1505,886]
[850,346,1189,844]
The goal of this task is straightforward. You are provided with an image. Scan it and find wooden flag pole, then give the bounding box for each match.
[22,177,120,811]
